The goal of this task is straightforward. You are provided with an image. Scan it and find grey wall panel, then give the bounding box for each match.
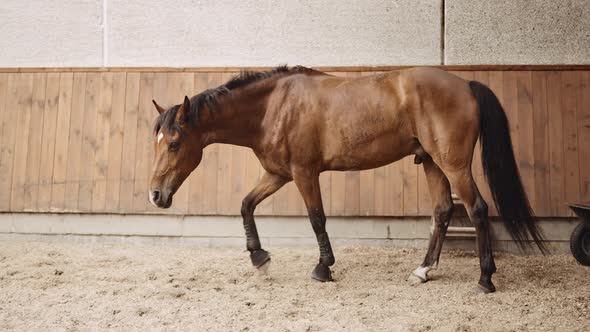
[445,0,590,64]
[107,0,442,67]
[0,0,103,67]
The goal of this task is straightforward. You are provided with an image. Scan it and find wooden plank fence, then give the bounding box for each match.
[0,67,588,216]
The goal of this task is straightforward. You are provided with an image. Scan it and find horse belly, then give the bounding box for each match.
[322,129,415,171]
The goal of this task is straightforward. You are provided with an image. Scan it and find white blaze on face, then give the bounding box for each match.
[148,191,156,206]
[157,132,164,144]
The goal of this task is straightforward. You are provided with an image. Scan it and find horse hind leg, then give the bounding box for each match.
[408,159,454,285]
[446,168,497,293]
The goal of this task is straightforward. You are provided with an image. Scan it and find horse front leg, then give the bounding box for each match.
[241,172,288,269]
[292,169,335,281]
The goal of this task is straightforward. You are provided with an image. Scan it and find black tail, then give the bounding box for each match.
[469,80,548,254]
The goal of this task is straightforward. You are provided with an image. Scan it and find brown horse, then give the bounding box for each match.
[149,66,546,293]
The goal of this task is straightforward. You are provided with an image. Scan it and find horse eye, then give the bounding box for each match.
[169,141,180,152]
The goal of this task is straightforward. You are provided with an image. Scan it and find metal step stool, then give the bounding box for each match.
[430,193,476,238]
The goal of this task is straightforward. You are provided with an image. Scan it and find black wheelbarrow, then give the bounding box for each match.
[568,203,590,266]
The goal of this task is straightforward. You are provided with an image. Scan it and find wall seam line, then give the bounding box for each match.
[441,0,446,65]
[102,0,108,67]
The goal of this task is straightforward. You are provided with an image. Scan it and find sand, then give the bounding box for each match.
[0,241,588,331]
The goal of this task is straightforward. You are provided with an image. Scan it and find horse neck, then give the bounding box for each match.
[200,84,271,149]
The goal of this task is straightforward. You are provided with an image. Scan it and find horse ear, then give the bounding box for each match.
[152,100,166,114]
[176,96,191,125]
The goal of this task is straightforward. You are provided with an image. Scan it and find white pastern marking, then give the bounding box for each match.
[157,132,164,144]
[413,266,432,280]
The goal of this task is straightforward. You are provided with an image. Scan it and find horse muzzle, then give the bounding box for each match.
[148,189,173,208]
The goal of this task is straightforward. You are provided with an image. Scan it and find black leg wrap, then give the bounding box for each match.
[311,263,333,282]
[243,217,261,252]
[317,233,335,266]
[246,238,261,252]
[250,249,270,268]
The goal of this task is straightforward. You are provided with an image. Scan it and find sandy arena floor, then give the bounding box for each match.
[0,241,588,331]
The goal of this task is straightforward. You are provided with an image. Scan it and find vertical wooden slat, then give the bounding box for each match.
[118,73,140,212]
[50,73,74,210]
[577,71,590,203]
[531,72,550,215]
[0,74,8,186]
[104,72,127,210]
[561,72,580,212]
[91,73,113,212]
[0,74,7,159]
[546,71,566,216]
[64,73,87,211]
[0,74,20,211]
[9,73,34,211]
[78,73,100,211]
[23,73,47,211]
[516,72,536,210]
[37,73,61,211]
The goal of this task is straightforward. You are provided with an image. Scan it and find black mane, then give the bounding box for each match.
[154,65,304,133]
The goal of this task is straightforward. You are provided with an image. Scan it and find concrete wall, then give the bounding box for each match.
[445,0,590,64]
[108,0,441,67]
[0,213,580,254]
[1,0,589,67]
[0,1,103,67]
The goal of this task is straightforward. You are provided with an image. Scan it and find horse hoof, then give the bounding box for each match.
[250,249,271,268]
[408,272,427,286]
[311,263,333,282]
[257,259,271,275]
[474,283,496,294]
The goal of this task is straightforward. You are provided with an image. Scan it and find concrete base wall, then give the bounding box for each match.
[0,213,580,254]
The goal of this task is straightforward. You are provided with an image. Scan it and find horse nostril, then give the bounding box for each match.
[152,190,160,202]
